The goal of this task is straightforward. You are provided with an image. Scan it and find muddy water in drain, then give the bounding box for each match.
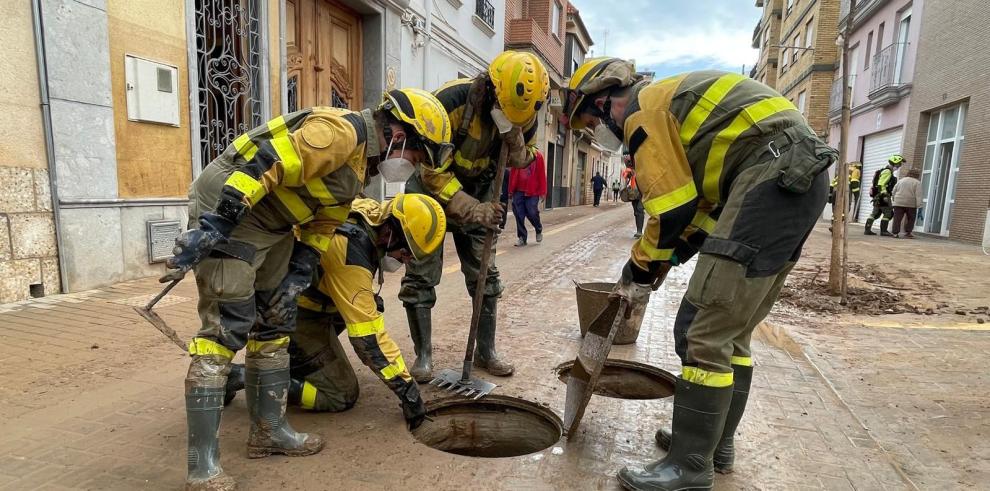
[555,360,676,400]
[411,396,562,458]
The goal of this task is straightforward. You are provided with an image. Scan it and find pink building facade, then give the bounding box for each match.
[827,0,922,223]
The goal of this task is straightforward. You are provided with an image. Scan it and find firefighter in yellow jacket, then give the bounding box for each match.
[562,59,834,490]
[163,88,453,491]
[399,51,550,381]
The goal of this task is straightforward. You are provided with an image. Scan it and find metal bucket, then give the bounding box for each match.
[574,281,644,345]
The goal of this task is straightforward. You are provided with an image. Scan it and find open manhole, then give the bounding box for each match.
[555,359,676,400]
[411,395,562,458]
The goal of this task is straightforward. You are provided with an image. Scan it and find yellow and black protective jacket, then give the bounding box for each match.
[418,79,538,203]
[297,199,411,385]
[210,107,377,253]
[623,70,807,277]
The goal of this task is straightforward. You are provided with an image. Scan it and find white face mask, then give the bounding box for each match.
[380,137,416,183]
[594,123,623,152]
[490,107,514,135]
[381,254,404,273]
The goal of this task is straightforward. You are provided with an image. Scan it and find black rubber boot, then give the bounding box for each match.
[222,363,244,406]
[654,365,753,474]
[406,307,433,383]
[185,355,235,491]
[864,219,877,235]
[245,342,325,459]
[880,220,893,236]
[397,380,427,430]
[618,377,732,491]
[473,296,514,376]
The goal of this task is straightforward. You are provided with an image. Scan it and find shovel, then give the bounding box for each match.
[133,279,188,351]
[429,138,511,399]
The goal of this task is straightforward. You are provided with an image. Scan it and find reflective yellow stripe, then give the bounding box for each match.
[439,177,463,202]
[317,204,351,224]
[304,178,336,205]
[643,181,698,217]
[246,336,290,353]
[682,366,734,388]
[730,356,753,367]
[299,230,332,252]
[704,96,797,202]
[346,315,385,338]
[272,136,303,186]
[380,355,407,380]
[273,188,314,223]
[638,235,674,261]
[692,212,717,234]
[297,295,326,312]
[188,338,235,359]
[225,171,267,206]
[233,133,258,161]
[267,115,288,138]
[300,381,318,410]
[679,73,746,146]
[453,153,489,171]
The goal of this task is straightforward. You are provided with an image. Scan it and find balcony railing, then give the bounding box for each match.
[870,43,906,93]
[475,0,495,29]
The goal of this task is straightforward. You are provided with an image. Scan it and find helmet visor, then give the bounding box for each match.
[425,142,455,170]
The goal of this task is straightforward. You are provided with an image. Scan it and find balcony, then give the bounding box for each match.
[829,78,843,118]
[474,0,495,30]
[868,43,911,106]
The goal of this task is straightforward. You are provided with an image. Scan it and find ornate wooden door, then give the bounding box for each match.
[285,0,362,112]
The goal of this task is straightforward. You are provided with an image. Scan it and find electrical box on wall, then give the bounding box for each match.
[125,55,180,126]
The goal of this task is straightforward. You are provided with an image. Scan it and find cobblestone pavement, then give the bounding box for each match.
[0,204,977,490]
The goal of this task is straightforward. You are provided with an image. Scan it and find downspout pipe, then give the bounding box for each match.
[31,0,69,294]
[422,0,432,89]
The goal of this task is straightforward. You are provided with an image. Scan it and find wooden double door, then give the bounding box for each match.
[285,0,362,111]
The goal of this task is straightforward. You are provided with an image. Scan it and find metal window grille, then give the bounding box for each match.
[475,0,495,29]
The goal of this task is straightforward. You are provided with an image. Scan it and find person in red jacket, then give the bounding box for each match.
[508,149,548,246]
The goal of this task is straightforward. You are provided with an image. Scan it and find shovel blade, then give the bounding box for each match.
[133,306,187,351]
[429,368,497,400]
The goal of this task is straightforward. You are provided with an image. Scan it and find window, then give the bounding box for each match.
[551,1,561,38]
[764,26,770,48]
[792,34,800,59]
[797,90,807,113]
[864,32,873,69]
[894,8,912,84]
[848,44,859,88]
[805,18,814,49]
[787,0,794,13]
[876,22,885,55]
[782,45,790,66]
[919,103,967,234]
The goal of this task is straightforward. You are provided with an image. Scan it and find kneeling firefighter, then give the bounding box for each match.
[562,59,834,490]
[226,194,447,428]
[400,50,550,382]
[166,87,453,491]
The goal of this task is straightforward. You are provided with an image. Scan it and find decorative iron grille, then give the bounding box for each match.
[195,0,266,166]
[331,88,348,109]
[475,0,495,29]
[287,75,299,113]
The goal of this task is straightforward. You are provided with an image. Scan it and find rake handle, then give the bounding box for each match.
[145,279,181,311]
[460,141,510,383]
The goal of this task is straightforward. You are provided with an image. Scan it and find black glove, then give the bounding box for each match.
[161,187,247,282]
[399,382,427,430]
[262,242,321,327]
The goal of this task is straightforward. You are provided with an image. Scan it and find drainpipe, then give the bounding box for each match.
[31,0,69,295]
[422,0,432,89]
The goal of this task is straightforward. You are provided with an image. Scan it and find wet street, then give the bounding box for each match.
[0,202,985,490]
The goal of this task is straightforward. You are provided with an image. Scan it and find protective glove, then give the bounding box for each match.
[160,212,235,282]
[261,242,321,328]
[503,126,533,168]
[610,261,657,305]
[445,191,505,231]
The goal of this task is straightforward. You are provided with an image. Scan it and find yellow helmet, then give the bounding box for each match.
[488,50,550,126]
[387,193,447,260]
[888,154,905,166]
[562,57,640,130]
[379,88,454,167]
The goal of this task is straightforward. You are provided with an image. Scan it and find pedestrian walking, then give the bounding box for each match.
[591,171,607,207]
[620,155,645,238]
[611,178,621,202]
[508,149,548,246]
[891,168,923,238]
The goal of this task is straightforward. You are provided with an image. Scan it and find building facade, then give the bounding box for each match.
[826,0,922,223]
[752,0,783,88]
[0,0,502,302]
[900,0,989,243]
[561,3,593,207]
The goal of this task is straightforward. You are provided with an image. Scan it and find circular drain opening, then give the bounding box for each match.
[411,395,562,458]
[555,359,676,400]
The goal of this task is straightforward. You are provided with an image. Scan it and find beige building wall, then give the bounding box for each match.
[775,0,840,135]
[0,1,61,303]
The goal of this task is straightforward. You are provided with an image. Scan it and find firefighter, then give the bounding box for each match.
[562,59,834,490]
[163,88,453,491]
[865,155,903,236]
[399,50,550,381]
[849,161,863,220]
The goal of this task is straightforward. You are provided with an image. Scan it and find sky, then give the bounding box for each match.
[568,0,762,78]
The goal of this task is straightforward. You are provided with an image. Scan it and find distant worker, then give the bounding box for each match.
[562,59,833,491]
[611,178,621,202]
[865,155,904,236]
[400,50,550,382]
[591,171,607,207]
[849,161,863,220]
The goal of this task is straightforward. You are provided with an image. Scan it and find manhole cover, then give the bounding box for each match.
[411,395,562,458]
[555,359,675,400]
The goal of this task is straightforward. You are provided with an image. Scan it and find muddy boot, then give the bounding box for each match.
[406,307,434,383]
[397,380,427,430]
[185,350,236,491]
[618,377,731,491]
[222,363,244,406]
[473,296,514,377]
[864,219,877,235]
[880,220,893,237]
[654,365,753,474]
[245,338,325,459]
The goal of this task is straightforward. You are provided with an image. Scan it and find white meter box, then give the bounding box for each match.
[125,55,180,126]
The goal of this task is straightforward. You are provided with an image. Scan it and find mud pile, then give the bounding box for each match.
[778,262,947,315]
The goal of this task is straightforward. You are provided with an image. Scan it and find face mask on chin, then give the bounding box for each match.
[380,254,404,273]
[379,137,416,183]
[593,122,623,152]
